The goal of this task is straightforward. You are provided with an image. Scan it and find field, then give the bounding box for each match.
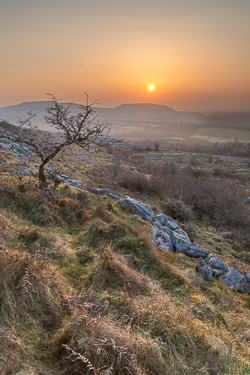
[192,128,250,143]
[1,136,250,374]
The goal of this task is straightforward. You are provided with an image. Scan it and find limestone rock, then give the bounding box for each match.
[212,269,225,277]
[196,258,213,281]
[207,257,228,271]
[196,257,206,271]
[87,187,110,196]
[169,230,192,253]
[238,272,250,294]
[151,218,163,229]
[107,192,121,200]
[205,254,215,261]
[184,246,209,258]
[121,196,154,222]
[222,267,243,287]
[200,265,213,281]
[154,213,179,230]
[151,227,173,252]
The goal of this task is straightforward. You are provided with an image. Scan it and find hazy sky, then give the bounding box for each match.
[1,0,250,111]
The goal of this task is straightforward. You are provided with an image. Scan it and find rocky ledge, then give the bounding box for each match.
[121,195,250,295]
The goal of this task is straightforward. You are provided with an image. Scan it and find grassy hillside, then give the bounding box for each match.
[0,146,250,374]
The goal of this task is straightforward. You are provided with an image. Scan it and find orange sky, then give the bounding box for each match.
[1,0,250,111]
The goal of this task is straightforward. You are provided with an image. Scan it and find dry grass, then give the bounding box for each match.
[1,164,250,374]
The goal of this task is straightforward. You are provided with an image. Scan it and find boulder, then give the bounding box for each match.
[196,257,206,271]
[184,246,209,258]
[151,218,163,229]
[200,265,213,281]
[207,257,228,272]
[244,197,250,204]
[222,267,243,287]
[212,269,225,277]
[121,196,154,222]
[196,259,213,281]
[154,213,179,230]
[107,192,121,200]
[65,179,83,189]
[238,272,250,294]
[151,227,173,252]
[87,187,110,196]
[169,230,192,253]
[205,254,215,261]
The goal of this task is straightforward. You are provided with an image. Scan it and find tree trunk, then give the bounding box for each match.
[38,164,47,186]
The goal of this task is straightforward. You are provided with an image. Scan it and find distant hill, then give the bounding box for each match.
[0,101,220,130]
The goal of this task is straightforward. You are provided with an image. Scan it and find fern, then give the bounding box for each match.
[63,344,96,375]
[16,266,32,306]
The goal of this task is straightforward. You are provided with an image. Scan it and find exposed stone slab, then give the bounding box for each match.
[196,258,213,281]
[196,257,206,271]
[212,269,225,277]
[154,213,179,230]
[121,196,154,222]
[238,272,250,294]
[87,187,110,196]
[151,218,163,229]
[184,246,209,258]
[222,267,243,287]
[151,227,173,252]
[169,230,192,253]
[107,192,121,200]
[207,257,228,272]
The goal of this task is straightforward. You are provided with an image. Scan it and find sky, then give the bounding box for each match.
[1,0,250,111]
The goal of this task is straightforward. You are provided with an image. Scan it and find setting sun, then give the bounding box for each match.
[149,85,154,91]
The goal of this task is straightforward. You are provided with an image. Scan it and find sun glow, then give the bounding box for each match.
[149,85,154,91]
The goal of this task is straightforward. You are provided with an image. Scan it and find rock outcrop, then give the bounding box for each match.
[151,227,173,252]
[207,256,228,272]
[222,268,243,288]
[107,192,121,200]
[196,258,213,281]
[121,195,250,296]
[121,196,154,222]
[238,272,250,294]
[184,246,209,258]
[87,187,110,196]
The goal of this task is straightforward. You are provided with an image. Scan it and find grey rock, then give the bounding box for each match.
[238,272,250,294]
[212,269,225,277]
[151,218,163,229]
[65,179,83,189]
[184,246,209,258]
[151,227,174,252]
[121,196,154,222]
[154,213,179,230]
[201,265,213,281]
[169,230,192,253]
[222,267,243,287]
[196,257,206,271]
[107,192,121,200]
[196,258,213,281]
[205,254,215,261]
[207,257,228,271]
[87,187,110,196]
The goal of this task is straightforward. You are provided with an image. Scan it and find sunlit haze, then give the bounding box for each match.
[1,0,250,111]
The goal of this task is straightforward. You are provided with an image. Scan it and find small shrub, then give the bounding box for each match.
[161,198,193,223]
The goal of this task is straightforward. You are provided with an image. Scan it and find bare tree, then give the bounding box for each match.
[0,94,111,185]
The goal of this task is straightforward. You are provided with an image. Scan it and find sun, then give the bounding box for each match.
[149,85,154,91]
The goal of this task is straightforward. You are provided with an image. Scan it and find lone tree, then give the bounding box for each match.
[0,94,111,185]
